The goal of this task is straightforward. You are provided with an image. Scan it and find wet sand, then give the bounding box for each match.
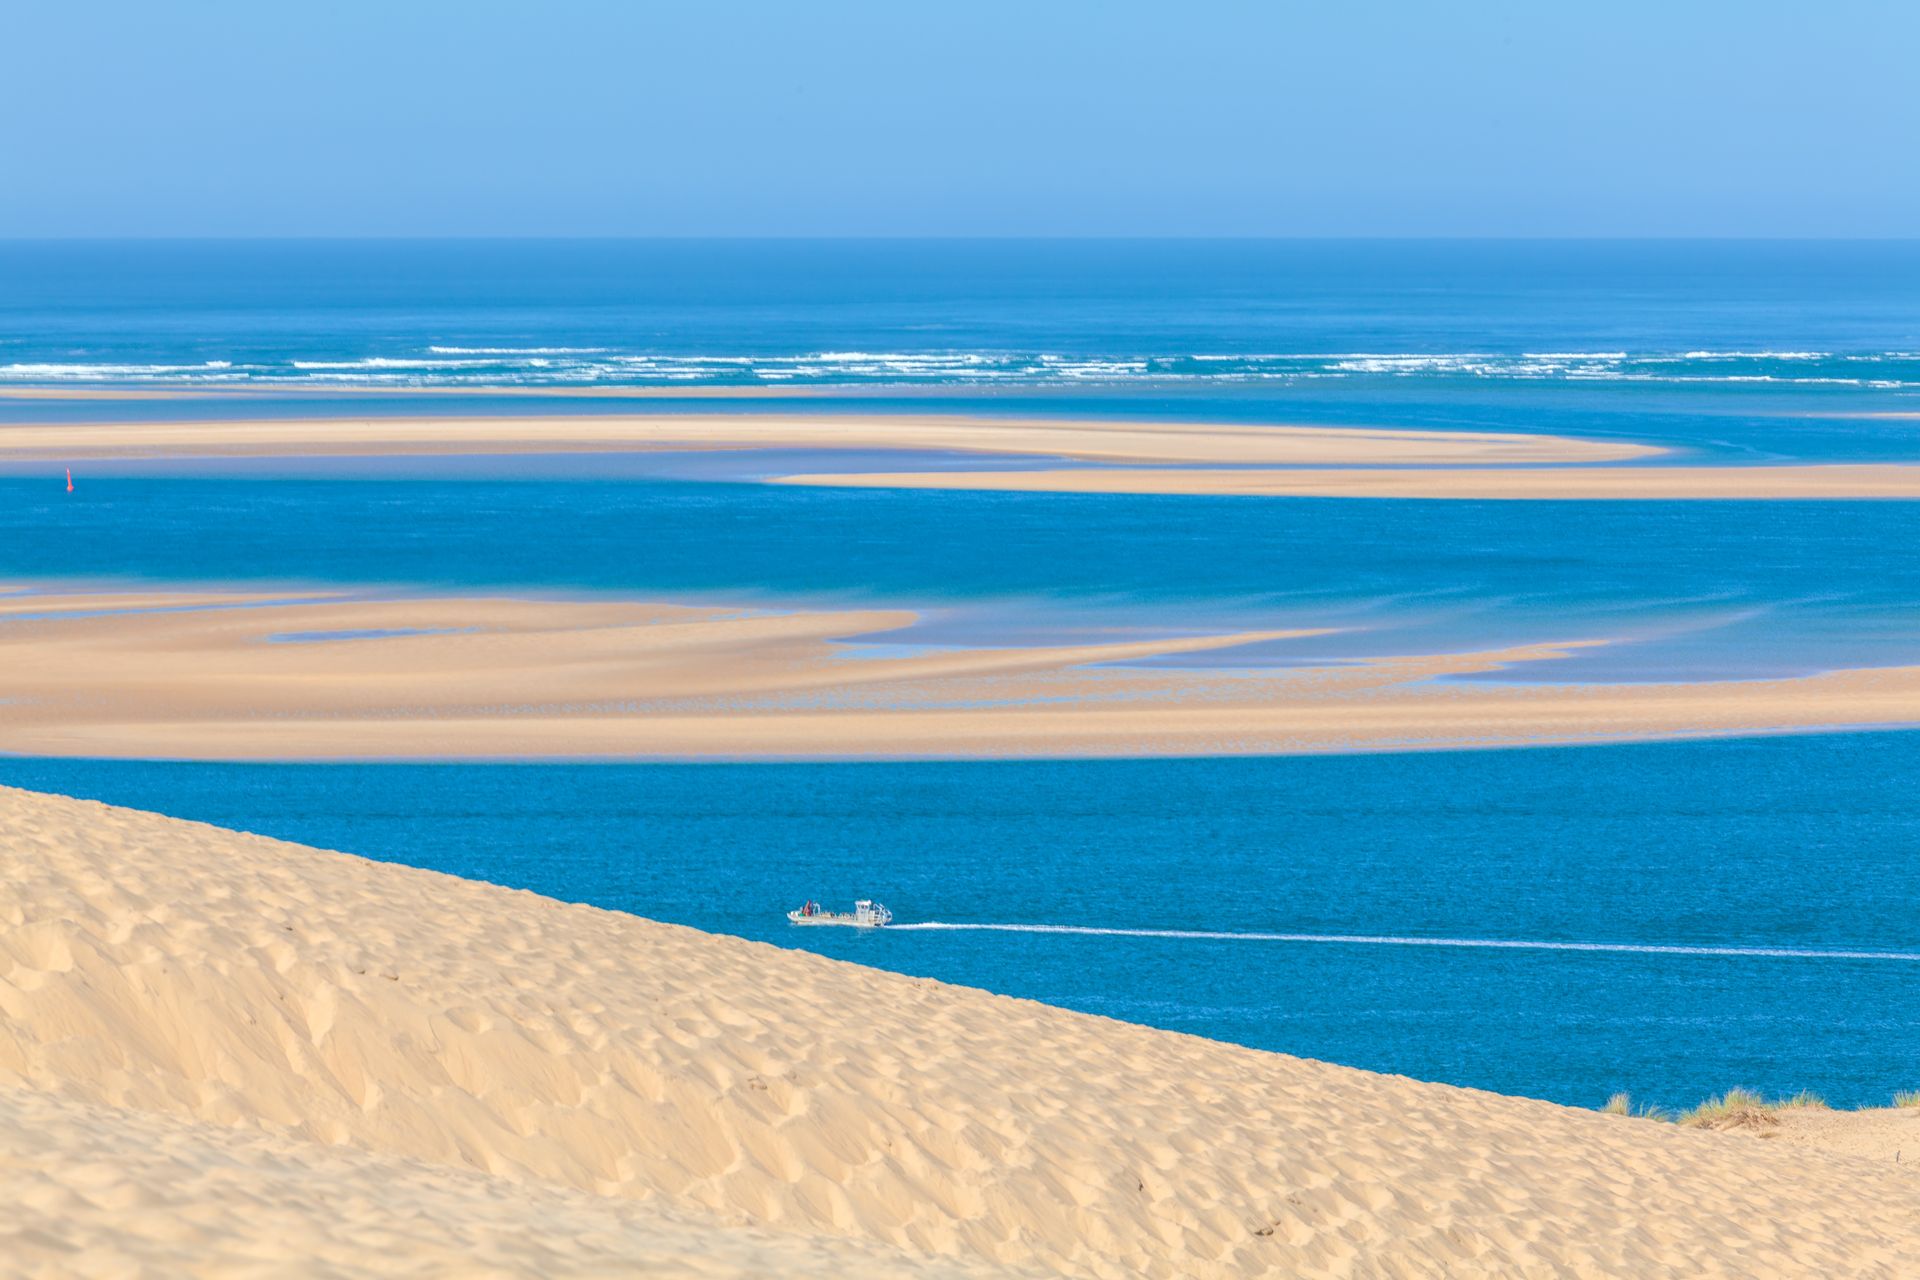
[5,587,1919,760]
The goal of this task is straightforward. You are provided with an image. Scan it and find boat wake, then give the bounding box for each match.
[887,922,1920,963]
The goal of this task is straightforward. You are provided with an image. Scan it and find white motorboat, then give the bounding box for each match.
[788,898,893,928]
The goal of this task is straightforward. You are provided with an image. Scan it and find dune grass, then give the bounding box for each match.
[1676,1088,1830,1129]
[1778,1091,1831,1112]
[1610,1086,1917,1126]
[1598,1093,1669,1121]
[1603,1088,1839,1128]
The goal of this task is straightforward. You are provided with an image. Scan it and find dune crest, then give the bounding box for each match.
[2,785,1916,1276]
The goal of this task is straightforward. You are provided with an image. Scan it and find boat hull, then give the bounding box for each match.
[786,911,883,928]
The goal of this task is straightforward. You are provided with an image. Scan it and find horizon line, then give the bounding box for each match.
[4,233,1920,246]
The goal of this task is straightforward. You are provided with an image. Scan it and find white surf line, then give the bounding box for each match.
[888,922,1920,962]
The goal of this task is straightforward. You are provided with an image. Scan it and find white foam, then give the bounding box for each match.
[1672,350,1829,361]
[889,922,1920,962]
[290,358,493,370]
[0,361,244,381]
[426,346,607,355]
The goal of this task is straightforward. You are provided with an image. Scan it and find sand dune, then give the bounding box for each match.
[2,785,1916,1276]
[0,411,1651,466]
[0,1083,1003,1279]
[779,462,1920,499]
[4,586,1920,759]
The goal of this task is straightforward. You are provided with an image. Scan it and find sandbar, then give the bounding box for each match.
[4,587,1919,760]
[12,409,1920,498]
[0,412,1652,467]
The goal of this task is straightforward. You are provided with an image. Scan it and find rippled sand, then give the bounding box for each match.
[3,785,1916,1276]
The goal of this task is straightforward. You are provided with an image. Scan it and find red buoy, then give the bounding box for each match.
[65,467,74,493]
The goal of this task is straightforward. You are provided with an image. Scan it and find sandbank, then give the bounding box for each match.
[5,587,1920,760]
[12,408,1920,497]
[5,786,1918,1276]
[0,412,1651,467]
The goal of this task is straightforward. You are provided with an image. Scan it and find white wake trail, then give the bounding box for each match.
[887,922,1920,963]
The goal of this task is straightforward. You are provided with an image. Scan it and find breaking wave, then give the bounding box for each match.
[4,349,1919,389]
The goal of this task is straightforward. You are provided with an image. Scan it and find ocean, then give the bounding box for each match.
[3,238,1918,1110]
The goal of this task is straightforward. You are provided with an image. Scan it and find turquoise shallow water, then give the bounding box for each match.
[4,733,1917,1111]
[4,239,1920,1106]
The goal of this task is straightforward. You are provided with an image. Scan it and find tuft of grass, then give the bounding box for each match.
[1599,1092,1670,1121]
[1893,1090,1920,1109]
[1679,1087,1777,1130]
[1777,1090,1829,1111]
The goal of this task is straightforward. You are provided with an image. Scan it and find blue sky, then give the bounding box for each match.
[3,0,1916,237]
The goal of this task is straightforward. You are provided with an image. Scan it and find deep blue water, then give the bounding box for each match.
[4,733,1917,1111]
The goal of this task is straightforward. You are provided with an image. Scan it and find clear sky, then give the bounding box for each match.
[4,0,1916,238]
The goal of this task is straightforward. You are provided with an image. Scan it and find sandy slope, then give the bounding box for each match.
[1764,1106,1920,1170]
[0,1083,1003,1279]
[5,587,1920,759]
[3,785,1917,1277]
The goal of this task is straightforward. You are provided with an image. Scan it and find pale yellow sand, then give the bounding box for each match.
[779,462,1920,499]
[4,586,1920,759]
[3,786,1916,1277]
[0,1083,1002,1279]
[0,411,1650,466]
[1763,1106,1920,1170]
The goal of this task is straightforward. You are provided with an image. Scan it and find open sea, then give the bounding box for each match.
[3,239,1918,1109]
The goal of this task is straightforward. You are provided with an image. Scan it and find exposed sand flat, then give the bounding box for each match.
[0,1083,1003,1279]
[3,785,1917,1277]
[4,587,1920,759]
[0,411,1652,466]
[779,462,1920,500]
